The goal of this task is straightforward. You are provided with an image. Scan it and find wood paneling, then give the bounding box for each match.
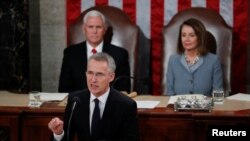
[0,103,250,141]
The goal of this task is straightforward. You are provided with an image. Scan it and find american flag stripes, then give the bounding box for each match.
[67,0,249,95]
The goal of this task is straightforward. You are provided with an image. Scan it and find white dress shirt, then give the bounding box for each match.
[54,88,110,141]
[87,41,103,58]
[89,88,109,132]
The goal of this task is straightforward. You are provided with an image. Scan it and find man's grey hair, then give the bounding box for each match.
[88,52,116,72]
[83,10,107,28]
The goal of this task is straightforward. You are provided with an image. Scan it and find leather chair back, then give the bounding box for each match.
[68,5,140,92]
[162,7,232,96]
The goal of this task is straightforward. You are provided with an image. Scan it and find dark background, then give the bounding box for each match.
[0,0,29,92]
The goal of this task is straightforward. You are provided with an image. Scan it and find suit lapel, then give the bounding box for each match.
[78,91,91,138]
[180,54,204,73]
[190,57,203,72]
[73,42,87,70]
[102,91,115,120]
[99,89,116,136]
[180,55,190,72]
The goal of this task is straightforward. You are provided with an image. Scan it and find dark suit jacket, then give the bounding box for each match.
[63,88,139,141]
[58,41,131,93]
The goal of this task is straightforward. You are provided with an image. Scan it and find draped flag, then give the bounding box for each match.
[67,0,249,95]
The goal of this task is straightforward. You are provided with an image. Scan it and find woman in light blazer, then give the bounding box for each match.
[166,18,223,96]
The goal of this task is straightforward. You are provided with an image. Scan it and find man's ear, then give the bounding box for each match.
[109,73,115,82]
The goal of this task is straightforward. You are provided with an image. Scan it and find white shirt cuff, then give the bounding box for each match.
[53,130,64,141]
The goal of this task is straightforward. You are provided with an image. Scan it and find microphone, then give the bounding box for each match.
[111,75,135,91]
[112,75,135,83]
[112,75,149,93]
[67,96,80,141]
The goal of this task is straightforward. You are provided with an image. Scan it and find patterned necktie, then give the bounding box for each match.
[91,98,100,137]
[92,48,97,54]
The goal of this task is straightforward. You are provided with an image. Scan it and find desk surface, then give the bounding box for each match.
[1,91,250,113]
[0,91,28,107]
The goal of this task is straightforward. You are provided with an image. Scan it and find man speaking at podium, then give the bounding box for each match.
[48,53,139,141]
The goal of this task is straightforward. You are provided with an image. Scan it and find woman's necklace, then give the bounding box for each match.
[185,53,199,66]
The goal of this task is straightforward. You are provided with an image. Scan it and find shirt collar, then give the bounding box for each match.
[87,41,104,54]
[90,87,110,104]
[180,54,204,73]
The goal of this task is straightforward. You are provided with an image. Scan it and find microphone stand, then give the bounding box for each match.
[112,75,149,93]
[111,75,135,89]
[67,97,80,141]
